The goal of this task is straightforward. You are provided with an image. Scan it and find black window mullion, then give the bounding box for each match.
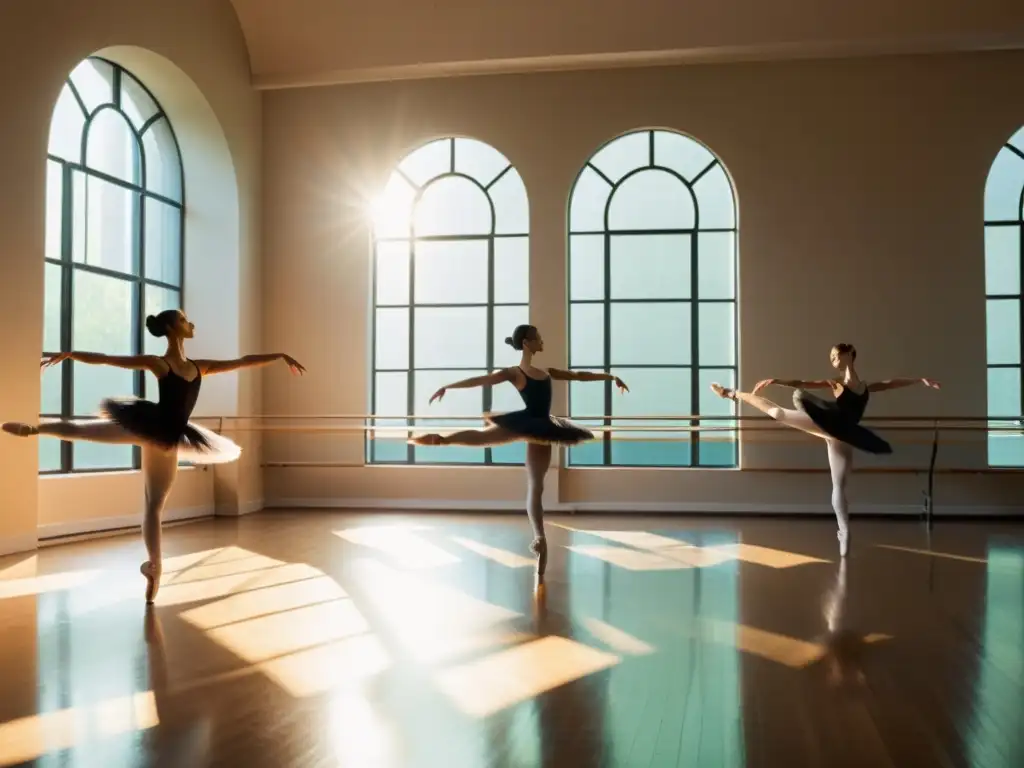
[406,237,416,464]
[59,164,74,473]
[483,235,495,465]
[691,235,700,467]
[132,187,144,470]
[603,232,612,466]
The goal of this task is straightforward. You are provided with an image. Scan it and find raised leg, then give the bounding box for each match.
[3,418,138,444]
[708,383,827,439]
[827,439,854,557]
[525,443,552,584]
[411,426,518,447]
[140,444,179,604]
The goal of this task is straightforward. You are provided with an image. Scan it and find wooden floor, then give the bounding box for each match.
[1,511,1022,768]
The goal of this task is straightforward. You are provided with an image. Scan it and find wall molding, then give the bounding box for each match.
[0,531,38,557]
[37,505,214,542]
[265,497,1024,516]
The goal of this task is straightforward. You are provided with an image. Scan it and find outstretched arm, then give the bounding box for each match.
[868,378,940,393]
[429,369,514,404]
[752,378,835,394]
[41,352,165,374]
[549,368,629,392]
[195,353,305,376]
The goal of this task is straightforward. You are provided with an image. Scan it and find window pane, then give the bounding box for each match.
[414,176,491,237]
[414,240,487,304]
[611,303,690,365]
[372,172,415,240]
[591,132,650,183]
[86,109,138,183]
[693,164,735,229]
[69,59,114,112]
[493,305,529,368]
[569,167,612,232]
[988,367,1020,419]
[41,363,62,414]
[371,371,408,462]
[454,138,510,188]
[413,369,485,464]
[48,86,85,163]
[144,198,181,286]
[610,234,690,299]
[45,161,64,261]
[39,439,62,472]
[376,240,410,306]
[494,237,528,304]
[74,442,133,472]
[569,379,605,419]
[375,308,408,369]
[44,263,63,353]
[567,379,605,466]
[144,287,180,355]
[491,442,527,464]
[985,148,1024,222]
[490,169,529,235]
[73,271,134,353]
[988,367,1023,466]
[74,362,134,415]
[986,299,1020,365]
[570,234,604,301]
[141,117,182,202]
[654,132,714,183]
[698,367,737,467]
[398,139,452,187]
[609,170,694,230]
[697,232,736,299]
[120,73,159,131]
[985,225,1021,295]
[570,303,605,367]
[414,307,487,368]
[698,302,736,366]
[74,174,139,275]
[610,367,691,466]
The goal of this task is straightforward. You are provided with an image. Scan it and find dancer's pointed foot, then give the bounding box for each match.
[838,529,850,558]
[409,433,445,446]
[2,422,39,437]
[709,383,736,401]
[140,561,162,604]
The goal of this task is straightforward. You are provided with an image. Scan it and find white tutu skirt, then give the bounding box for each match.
[100,398,242,465]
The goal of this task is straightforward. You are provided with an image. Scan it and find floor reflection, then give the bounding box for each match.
[0,513,1021,767]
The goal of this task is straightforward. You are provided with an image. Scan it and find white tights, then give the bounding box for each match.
[729,393,853,533]
[36,419,179,566]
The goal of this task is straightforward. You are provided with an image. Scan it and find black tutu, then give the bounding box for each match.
[792,390,892,455]
[101,398,242,464]
[485,410,595,445]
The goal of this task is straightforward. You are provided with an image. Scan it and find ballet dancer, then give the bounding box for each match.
[3,308,305,602]
[709,343,939,557]
[410,324,628,583]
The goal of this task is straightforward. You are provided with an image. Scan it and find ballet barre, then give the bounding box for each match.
[182,414,1024,533]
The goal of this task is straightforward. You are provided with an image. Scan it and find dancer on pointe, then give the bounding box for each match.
[410,324,628,583]
[3,308,305,602]
[709,343,939,557]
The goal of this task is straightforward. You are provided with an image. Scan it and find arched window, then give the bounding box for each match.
[41,58,184,473]
[567,129,737,467]
[369,137,529,464]
[985,127,1024,466]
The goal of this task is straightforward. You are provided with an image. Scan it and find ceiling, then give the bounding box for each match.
[229,0,1024,88]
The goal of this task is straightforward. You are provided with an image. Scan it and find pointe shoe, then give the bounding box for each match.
[409,433,444,446]
[838,529,850,558]
[530,537,548,580]
[140,561,162,604]
[2,422,39,437]
[709,383,735,400]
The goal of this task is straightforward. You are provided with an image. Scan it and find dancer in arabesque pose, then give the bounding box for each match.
[3,308,305,602]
